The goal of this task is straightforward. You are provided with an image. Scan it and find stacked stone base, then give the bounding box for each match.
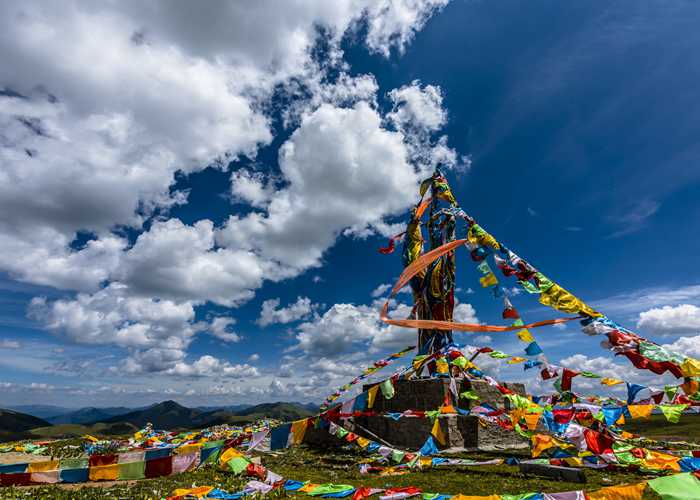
[351,414,527,451]
[305,377,531,452]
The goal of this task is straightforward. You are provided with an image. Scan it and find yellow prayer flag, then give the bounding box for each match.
[89,464,119,481]
[28,460,59,473]
[681,357,700,377]
[616,413,625,425]
[440,404,457,414]
[436,357,449,374]
[585,482,646,500]
[452,496,500,500]
[218,447,243,465]
[356,437,370,448]
[367,385,379,409]
[628,405,653,420]
[289,418,309,446]
[507,356,526,364]
[431,418,446,445]
[299,484,320,493]
[516,329,535,343]
[524,413,541,431]
[642,450,681,472]
[173,487,214,498]
[601,378,624,386]
[531,434,554,458]
[479,273,498,288]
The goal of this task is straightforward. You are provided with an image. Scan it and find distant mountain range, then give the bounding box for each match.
[0,400,317,441]
[47,406,134,425]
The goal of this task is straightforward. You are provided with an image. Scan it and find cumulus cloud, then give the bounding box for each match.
[218,101,424,272]
[371,283,392,298]
[364,0,450,57]
[257,296,319,327]
[637,304,700,336]
[662,335,700,359]
[119,219,265,306]
[387,80,460,170]
[1,0,456,390]
[166,355,259,378]
[208,317,241,343]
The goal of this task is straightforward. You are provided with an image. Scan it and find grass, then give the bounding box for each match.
[0,444,668,500]
[29,422,138,439]
[621,414,700,443]
[4,415,698,499]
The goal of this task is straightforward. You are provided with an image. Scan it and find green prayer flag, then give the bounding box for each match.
[59,458,88,470]
[614,451,643,466]
[517,280,540,294]
[425,410,440,422]
[477,261,492,275]
[512,318,525,327]
[380,378,395,399]
[580,371,600,378]
[452,356,468,369]
[391,449,405,463]
[659,404,687,423]
[307,484,355,496]
[648,472,700,499]
[118,461,146,480]
[664,385,679,401]
[489,351,510,359]
[460,390,479,400]
[227,456,250,474]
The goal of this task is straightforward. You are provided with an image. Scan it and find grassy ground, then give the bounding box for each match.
[621,413,700,443]
[0,444,668,500]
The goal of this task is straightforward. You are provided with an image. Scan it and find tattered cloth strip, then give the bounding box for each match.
[321,345,415,409]
[167,465,691,500]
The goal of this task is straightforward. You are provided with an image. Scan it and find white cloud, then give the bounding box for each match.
[0,340,21,349]
[248,353,260,362]
[364,0,450,57]
[230,169,276,208]
[29,283,198,350]
[387,80,447,132]
[453,302,479,324]
[0,0,450,296]
[1,1,455,390]
[637,304,700,336]
[218,101,424,272]
[386,80,457,170]
[257,296,319,327]
[166,355,259,379]
[208,317,241,343]
[662,335,700,359]
[119,219,266,307]
[592,284,700,318]
[371,283,392,298]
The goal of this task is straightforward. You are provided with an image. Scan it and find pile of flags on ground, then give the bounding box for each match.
[168,467,700,499]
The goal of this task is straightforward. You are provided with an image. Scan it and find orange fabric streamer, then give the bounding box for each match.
[381,239,580,332]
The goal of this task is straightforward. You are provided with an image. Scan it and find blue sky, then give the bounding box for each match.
[1,0,699,408]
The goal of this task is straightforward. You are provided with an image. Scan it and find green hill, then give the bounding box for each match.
[29,421,139,439]
[0,408,51,442]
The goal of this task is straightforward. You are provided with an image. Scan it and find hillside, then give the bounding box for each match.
[101,400,203,429]
[235,402,315,421]
[0,408,51,442]
[29,421,138,439]
[48,406,133,425]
